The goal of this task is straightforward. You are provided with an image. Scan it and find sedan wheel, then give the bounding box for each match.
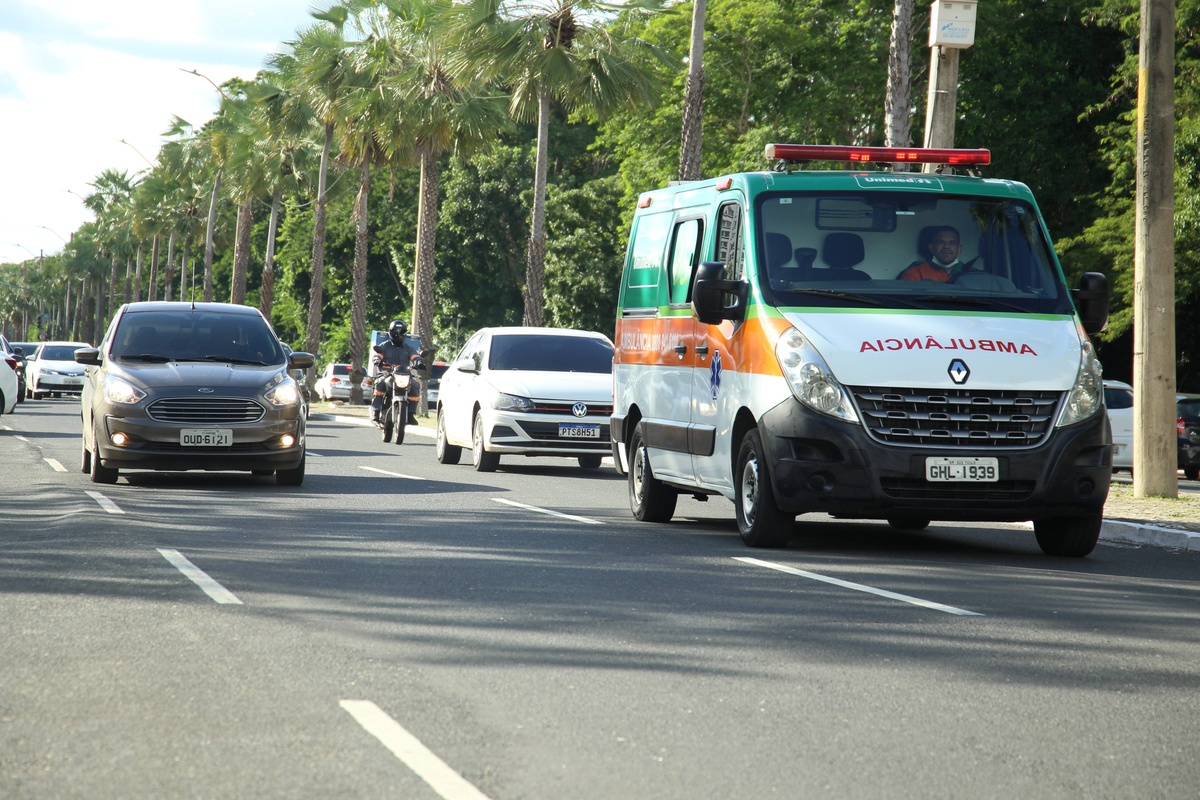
[472,413,499,472]
[436,408,462,465]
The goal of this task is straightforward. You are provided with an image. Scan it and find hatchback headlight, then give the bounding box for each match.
[265,377,301,406]
[103,376,146,405]
[493,393,535,412]
[775,327,858,422]
[1057,334,1104,427]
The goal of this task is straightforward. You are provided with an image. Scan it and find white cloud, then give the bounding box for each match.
[0,0,317,262]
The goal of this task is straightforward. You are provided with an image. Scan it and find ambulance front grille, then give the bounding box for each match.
[849,386,1062,449]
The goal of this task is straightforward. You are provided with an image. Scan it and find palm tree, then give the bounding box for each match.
[677,0,705,181]
[452,0,667,326]
[884,0,915,160]
[272,18,355,384]
[84,168,137,325]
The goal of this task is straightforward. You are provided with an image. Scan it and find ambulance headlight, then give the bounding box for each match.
[775,328,858,422]
[1057,335,1104,427]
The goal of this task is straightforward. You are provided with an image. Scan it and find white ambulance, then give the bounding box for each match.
[611,145,1112,557]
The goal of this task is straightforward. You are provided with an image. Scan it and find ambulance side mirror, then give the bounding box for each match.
[692,261,747,326]
[1072,271,1109,335]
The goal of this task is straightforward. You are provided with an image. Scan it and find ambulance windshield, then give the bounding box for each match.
[755,192,1075,315]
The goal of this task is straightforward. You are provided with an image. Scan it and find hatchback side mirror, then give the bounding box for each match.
[74,348,101,366]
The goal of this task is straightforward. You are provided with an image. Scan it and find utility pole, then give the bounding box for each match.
[921,1,977,171]
[1133,0,1177,498]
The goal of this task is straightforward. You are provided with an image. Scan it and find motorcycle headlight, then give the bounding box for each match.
[775,327,857,422]
[492,393,535,412]
[103,376,146,405]
[1056,334,1104,427]
[265,377,301,407]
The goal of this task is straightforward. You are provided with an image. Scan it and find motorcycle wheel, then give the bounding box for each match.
[382,406,394,442]
[394,403,406,445]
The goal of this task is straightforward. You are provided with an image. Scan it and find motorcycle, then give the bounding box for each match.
[373,357,424,444]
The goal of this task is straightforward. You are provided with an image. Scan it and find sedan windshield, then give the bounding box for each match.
[488,334,614,373]
[112,311,285,365]
[755,191,1075,315]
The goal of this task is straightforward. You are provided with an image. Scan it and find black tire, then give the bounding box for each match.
[472,413,499,472]
[89,425,118,484]
[436,408,461,464]
[252,469,275,476]
[628,422,677,522]
[1033,515,1101,557]
[381,407,394,443]
[734,429,793,548]
[1185,466,1199,481]
[276,453,306,486]
[887,517,930,531]
[578,455,603,470]
[394,403,406,445]
[80,433,91,474]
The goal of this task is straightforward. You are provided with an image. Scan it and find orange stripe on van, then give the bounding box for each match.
[615,311,791,376]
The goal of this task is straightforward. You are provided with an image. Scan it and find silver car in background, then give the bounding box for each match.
[75,302,314,485]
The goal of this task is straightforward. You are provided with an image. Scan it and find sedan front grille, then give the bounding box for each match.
[850,386,1062,449]
[147,397,265,424]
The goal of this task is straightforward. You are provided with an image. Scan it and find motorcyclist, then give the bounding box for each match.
[371,319,423,424]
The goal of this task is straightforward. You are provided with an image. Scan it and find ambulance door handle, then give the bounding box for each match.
[695,343,710,360]
[674,343,688,358]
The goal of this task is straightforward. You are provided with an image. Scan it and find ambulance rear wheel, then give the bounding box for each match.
[735,429,793,548]
[629,422,676,522]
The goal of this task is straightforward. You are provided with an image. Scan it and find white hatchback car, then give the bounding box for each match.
[27,341,90,399]
[435,327,615,471]
[1104,379,1134,471]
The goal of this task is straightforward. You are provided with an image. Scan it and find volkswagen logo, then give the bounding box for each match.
[571,402,588,417]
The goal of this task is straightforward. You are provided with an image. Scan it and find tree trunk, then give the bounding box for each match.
[523,86,551,328]
[108,255,119,322]
[164,232,176,302]
[349,157,371,406]
[123,256,133,306]
[884,0,913,160]
[261,189,282,320]
[678,0,706,181]
[181,238,191,300]
[412,145,440,414]
[231,198,252,305]
[204,171,222,302]
[304,123,334,390]
[148,234,161,301]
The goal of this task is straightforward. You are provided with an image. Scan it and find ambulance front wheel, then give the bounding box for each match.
[629,422,677,522]
[735,429,793,548]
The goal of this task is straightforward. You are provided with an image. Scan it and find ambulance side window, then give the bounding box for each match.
[667,218,703,306]
[715,202,744,280]
[622,212,672,310]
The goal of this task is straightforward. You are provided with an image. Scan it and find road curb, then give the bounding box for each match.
[1101,519,1200,552]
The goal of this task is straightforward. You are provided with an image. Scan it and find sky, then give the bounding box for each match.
[0,0,322,265]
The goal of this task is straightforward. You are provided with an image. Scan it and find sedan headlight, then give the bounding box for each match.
[775,327,858,422]
[265,377,302,407]
[492,393,535,412]
[1057,334,1104,427]
[103,376,146,405]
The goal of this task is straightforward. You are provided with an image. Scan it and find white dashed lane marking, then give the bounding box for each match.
[157,548,243,605]
[85,490,125,515]
[492,498,604,525]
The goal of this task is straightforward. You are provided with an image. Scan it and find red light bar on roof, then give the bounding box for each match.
[765,144,990,166]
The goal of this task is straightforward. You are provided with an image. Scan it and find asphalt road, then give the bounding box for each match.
[2,399,1199,799]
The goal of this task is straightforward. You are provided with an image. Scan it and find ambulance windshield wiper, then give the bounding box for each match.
[914,294,1026,312]
[776,288,884,306]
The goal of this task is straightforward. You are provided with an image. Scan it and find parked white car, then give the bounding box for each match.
[315,363,371,402]
[435,327,615,472]
[27,341,90,399]
[0,345,18,414]
[1104,379,1134,471]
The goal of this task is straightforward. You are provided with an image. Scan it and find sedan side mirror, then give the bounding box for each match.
[74,348,101,366]
[287,350,316,370]
[455,357,479,374]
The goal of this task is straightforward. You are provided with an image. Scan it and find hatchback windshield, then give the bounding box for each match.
[112,311,285,365]
[488,334,614,373]
[755,191,1075,315]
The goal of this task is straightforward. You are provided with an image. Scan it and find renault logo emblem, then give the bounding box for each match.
[948,359,970,385]
[572,402,588,417]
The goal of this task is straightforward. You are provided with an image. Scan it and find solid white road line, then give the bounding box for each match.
[44,458,67,472]
[14,434,29,442]
[361,465,426,480]
[492,497,604,525]
[84,490,125,515]
[340,700,492,800]
[156,548,243,605]
[734,557,984,616]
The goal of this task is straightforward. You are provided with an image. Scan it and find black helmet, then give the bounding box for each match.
[387,319,407,345]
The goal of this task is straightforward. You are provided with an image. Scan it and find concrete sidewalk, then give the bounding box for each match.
[311,410,1198,553]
